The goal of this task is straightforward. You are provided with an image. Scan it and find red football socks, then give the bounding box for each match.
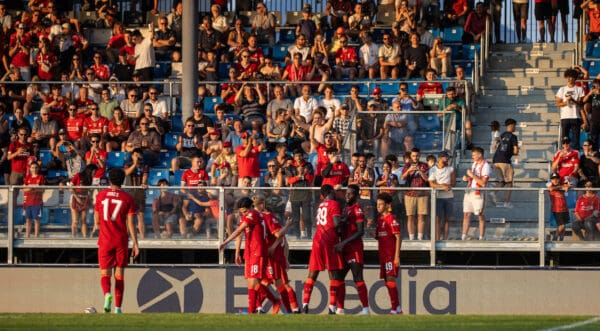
[277,285,292,313]
[329,280,341,307]
[286,286,299,310]
[336,280,345,309]
[248,287,257,314]
[356,281,369,308]
[385,281,399,311]
[114,275,124,308]
[101,275,111,295]
[302,278,315,305]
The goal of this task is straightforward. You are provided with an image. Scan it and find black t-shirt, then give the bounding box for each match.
[493,131,518,164]
[580,152,600,179]
[404,44,429,69]
[589,94,600,125]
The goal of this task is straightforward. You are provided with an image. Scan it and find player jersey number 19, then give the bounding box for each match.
[315,206,328,226]
[101,198,123,221]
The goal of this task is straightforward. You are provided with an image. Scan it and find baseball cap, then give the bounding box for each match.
[372,87,382,95]
[209,129,220,135]
[302,5,311,13]
[17,22,26,29]
[439,151,450,158]
[61,23,70,29]
[240,131,250,139]
[561,136,571,144]
[550,172,560,180]
[219,161,230,169]
[367,100,377,107]
[58,128,66,134]
[340,103,349,110]
[505,118,517,126]
[222,141,232,148]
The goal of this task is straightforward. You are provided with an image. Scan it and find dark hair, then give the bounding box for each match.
[108,167,126,186]
[237,196,253,209]
[377,192,393,204]
[157,178,169,185]
[385,154,398,163]
[327,147,338,154]
[347,184,360,195]
[564,68,579,79]
[471,146,484,155]
[321,184,335,198]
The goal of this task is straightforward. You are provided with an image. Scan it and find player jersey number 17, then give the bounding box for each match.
[101,199,124,222]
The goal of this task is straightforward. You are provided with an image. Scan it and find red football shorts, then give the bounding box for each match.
[98,243,129,270]
[379,254,399,279]
[267,254,289,284]
[244,256,267,279]
[308,240,344,271]
[343,241,364,265]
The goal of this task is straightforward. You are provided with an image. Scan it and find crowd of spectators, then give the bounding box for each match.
[0,0,488,240]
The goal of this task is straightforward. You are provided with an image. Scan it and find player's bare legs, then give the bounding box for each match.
[137,212,145,239]
[341,262,369,314]
[478,214,486,240]
[462,212,472,240]
[80,210,88,238]
[407,215,416,240]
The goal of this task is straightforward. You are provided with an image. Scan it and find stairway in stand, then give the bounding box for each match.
[450,42,576,240]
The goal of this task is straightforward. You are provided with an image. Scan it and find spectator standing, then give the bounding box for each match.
[489,120,500,155]
[428,151,456,240]
[9,22,32,81]
[236,131,265,187]
[513,0,529,43]
[23,162,45,238]
[461,146,492,240]
[251,2,277,47]
[547,172,569,241]
[68,164,97,238]
[555,68,585,150]
[131,27,155,82]
[463,2,491,44]
[578,140,600,187]
[491,118,519,208]
[582,0,600,41]
[550,0,569,42]
[285,149,314,239]
[535,0,553,43]
[153,16,176,61]
[297,4,319,45]
[124,149,149,239]
[401,148,430,240]
[583,79,600,148]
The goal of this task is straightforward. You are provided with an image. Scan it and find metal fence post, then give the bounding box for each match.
[7,186,14,264]
[430,188,437,266]
[218,187,225,265]
[538,189,545,267]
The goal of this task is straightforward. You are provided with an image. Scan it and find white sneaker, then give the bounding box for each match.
[504,202,514,208]
[495,202,505,208]
[358,307,370,315]
[335,308,345,315]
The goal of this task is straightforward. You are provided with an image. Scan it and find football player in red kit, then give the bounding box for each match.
[375,193,403,315]
[302,184,345,314]
[334,184,369,314]
[253,195,299,313]
[219,197,281,314]
[93,168,139,314]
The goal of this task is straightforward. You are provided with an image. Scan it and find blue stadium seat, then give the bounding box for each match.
[154,61,171,79]
[25,114,39,127]
[585,60,600,77]
[443,27,463,42]
[171,115,183,132]
[171,169,185,186]
[408,82,419,95]
[146,188,159,206]
[449,44,462,60]
[333,84,351,94]
[259,151,277,169]
[418,115,442,132]
[413,131,443,151]
[52,208,71,226]
[272,45,289,62]
[279,29,296,43]
[378,82,400,95]
[429,28,441,38]
[204,96,223,113]
[143,206,153,226]
[40,208,50,224]
[148,168,170,186]
[164,132,180,151]
[38,149,53,168]
[157,150,178,168]
[106,151,131,169]
[47,170,68,179]
[462,44,480,60]
[14,211,23,225]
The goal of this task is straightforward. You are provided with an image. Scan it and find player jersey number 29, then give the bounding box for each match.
[101,198,123,221]
[316,206,328,226]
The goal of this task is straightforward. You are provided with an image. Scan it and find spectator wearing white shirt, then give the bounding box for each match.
[358,32,379,79]
[318,85,341,118]
[294,84,319,123]
[147,87,168,120]
[132,26,155,82]
[378,32,401,79]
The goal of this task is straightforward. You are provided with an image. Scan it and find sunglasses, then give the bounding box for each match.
[91,140,99,143]
[140,122,149,126]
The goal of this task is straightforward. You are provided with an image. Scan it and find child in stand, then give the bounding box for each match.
[547,172,570,241]
[23,162,45,238]
[489,120,500,156]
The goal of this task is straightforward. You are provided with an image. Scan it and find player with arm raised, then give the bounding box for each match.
[376,193,403,315]
[93,168,139,314]
[219,197,281,314]
[301,184,345,314]
[334,184,369,315]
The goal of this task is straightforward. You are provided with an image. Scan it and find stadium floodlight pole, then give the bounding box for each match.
[181,0,198,125]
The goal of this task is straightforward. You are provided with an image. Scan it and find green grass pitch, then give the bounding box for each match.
[1,314,600,331]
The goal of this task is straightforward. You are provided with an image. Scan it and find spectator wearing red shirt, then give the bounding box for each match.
[551,136,580,185]
[35,37,57,81]
[106,22,125,63]
[442,0,469,27]
[244,35,265,65]
[321,147,350,199]
[547,172,569,241]
[221,67,241,107]
[573,179,600,240]
[85,133,108,183]
[90,51,111,81]
[74,87,95,117]
[416,68,444,109]
[43,84,67,123]
[281,52,308,98]
[118,30,136,65]
[234,50,259,81]
[334,36,357,80]
[9,22,32,81]
[107,108,131,152]
[401,148,430,240]
[180,156,210,223]
[463,2,490,44]
[23,162,45,238]
[7,126,33,185]
[83,104,109,143]
[236,131,265,187]
[64,103,84,148]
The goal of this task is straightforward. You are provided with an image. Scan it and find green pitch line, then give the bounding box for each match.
[1,314,600,331]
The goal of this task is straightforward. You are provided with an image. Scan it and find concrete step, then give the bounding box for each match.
[485,68,565,78]
[472,111,560,123]
[475,94,553,106]
[486,56,574,70]
[482,76,569,89]
[479,87,558,98]
[491,42,577,52]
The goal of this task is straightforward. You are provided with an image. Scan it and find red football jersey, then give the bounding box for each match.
[552,149,580,180]
[315,143,329,176]
[377,213,400,257]
[575,195,600,220]
[262,210,285,259]
[241,209,267,258]
[321,161,350,187]
[64,117,84,140]
[23,174,45,207]
[95,188,136,246]
[181,168,209,187]
[83,116,109,136]
[8,141,33,173]
[235,145,260,178]
[314,199,341,245]
[85,149,108,179]
[341,203,364,242]
[548,183,568,213]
